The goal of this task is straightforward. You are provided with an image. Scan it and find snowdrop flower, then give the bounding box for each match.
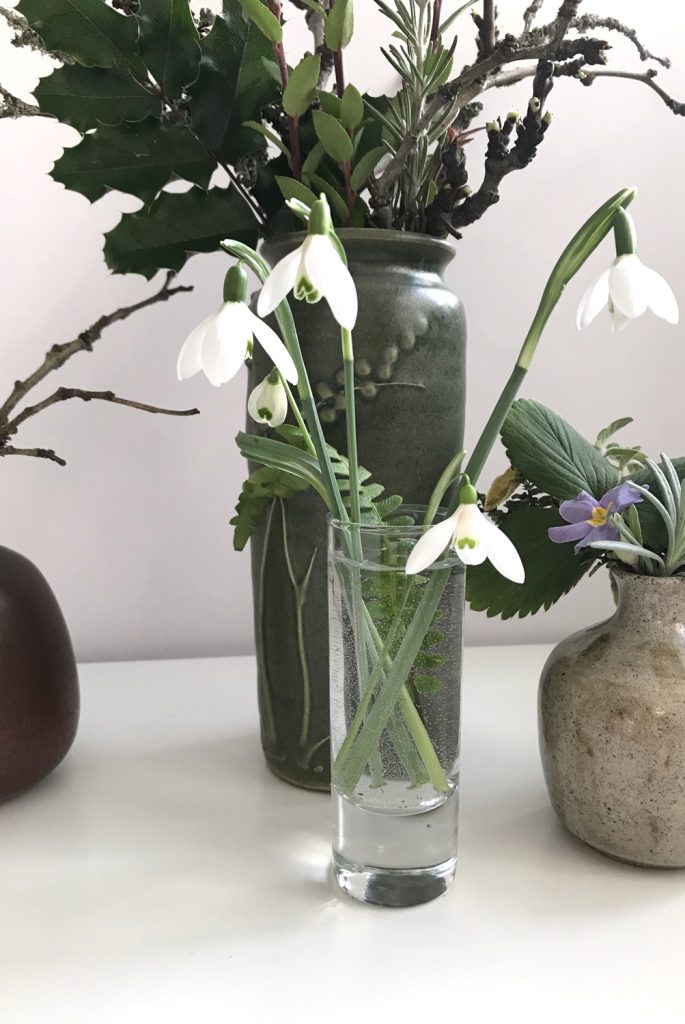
[406,481,525,582]
[177,265,297,387]
[257,196,358,330]
[576,209,678,332]
[248,369,288,427]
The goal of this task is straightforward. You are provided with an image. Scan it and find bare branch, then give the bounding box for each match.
[571,15,670,68]
[6,388,199,437]
[0,272,193,424]
[523,0,546,34]
[0,85,43,119]
[0,446,67,467]
[474,0,497,58]
[580,67,685,115]
[550,0,583,49]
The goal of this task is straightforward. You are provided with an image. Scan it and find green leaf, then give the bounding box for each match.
[104,184,258,277]
[33,64,160,130]
[467,505,591,619]
[631,458,685,550]
[282,54,321,118]
[350,145,385,190]
[17,0,144,72]
[235,432,330,502]
[137,0,200,97]
[595,416,634,451]
[275,175,318,209]
[325,0,353,50]
[301,141,324,177]
[243,120,291,159]
[51,120,213,203]
[308,173,349,223]
[312,109,353,164]
[340,84,363,130]
[318,91,342,117]
[235,0,283,43]
[231,466,309,551]
[190,0,279,160]
[502,399,620,502]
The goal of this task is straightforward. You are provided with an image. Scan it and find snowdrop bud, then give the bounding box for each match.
[223,263,248,303]
[613,207,637,257]
[459,480,478,506]
[247,369,288,427]
[308,196,333,237]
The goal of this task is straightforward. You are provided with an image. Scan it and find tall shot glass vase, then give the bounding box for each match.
[328,510,464,907]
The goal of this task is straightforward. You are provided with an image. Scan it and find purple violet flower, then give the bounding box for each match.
[548,483,644,553]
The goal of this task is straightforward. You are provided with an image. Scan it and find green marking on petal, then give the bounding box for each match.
[258,406,272,421]
[295,275,320,303]
[457,537,478,550]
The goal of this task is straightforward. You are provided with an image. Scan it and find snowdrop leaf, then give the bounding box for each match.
[52,120,213,203]
[282,54,321,118]
[312,110,353,164]
[104,185,258,277]
[33,65,161,130]
[137,0,200,97]
[17,0,144,72]
[502,400,620,501]
[190,1,279,160]
[467,505,591,619]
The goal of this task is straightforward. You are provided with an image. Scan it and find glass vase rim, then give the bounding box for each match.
[328,504,451,537]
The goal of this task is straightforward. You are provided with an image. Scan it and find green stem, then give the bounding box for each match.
[424,449,466,525]
[282,378,316,457]
[341,329,361,528]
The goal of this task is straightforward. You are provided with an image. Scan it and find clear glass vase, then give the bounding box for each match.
[328,508,464,907]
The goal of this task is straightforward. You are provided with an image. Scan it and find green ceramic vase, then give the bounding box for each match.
[247,229,466,790]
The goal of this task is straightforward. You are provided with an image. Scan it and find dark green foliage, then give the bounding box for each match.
[33,65,160,130]
[104,185,258,277]
[17,0,145,72]
[137,0,200,97]
[466,502,592,619]
[52,120,213,203]
[230,467,309,551]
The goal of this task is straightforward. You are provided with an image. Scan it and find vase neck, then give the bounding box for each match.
[613,569,685,627]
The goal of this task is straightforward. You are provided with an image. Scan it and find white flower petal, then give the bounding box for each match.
[610,307,632,333]
[177,315,213,380]
[644,267,679,325]
[201,303,250,386]
[454,538,487,566]
[405,514,457,575]
[482,520,525,583]
[304,234,358,330]
[247,377,288,426]
[608,254,649,319]
[257,248,302,318]
[576,268,610,330]
[248,309,298,384]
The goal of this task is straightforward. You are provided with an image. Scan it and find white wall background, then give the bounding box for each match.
[0,0,683,662]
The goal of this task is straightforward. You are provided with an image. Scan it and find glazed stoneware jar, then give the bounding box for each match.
[539,567,685,867]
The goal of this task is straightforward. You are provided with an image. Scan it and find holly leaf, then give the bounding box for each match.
[51,120,213,203]
[466,504,591,619]
[17,0,144,73]
[190,0,280,161]
[231,466,309,551]
[138,0,200,97]
[104,185,258,277]
[33,64,161,130]
[502,399,620,501]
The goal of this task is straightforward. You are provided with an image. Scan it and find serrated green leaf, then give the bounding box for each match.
[312,109,353,164]
[467,505,591,619]
[33,64,160,130]
[325,0,353,50]
[104,184,258,277]
[502,400,620,502]
[52,119,212,203]
[275,175,318,209]
[190,0,279,160]
[283,54,321,118]
[414,675,442,695]
[138,0,200,97]
[231,466,309,551]
[235,0,282,43]
[17,0,144,72]
[340,84,363,130]
[350,145,385,190]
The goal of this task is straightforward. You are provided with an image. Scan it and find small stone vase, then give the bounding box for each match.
[539,567,685,867]
[0,546,79,802]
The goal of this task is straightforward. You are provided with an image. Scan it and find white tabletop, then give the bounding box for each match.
[1,645,683,1023]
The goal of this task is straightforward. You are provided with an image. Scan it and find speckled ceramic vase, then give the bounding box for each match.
[539,567,685,867]
[248,230,465,790]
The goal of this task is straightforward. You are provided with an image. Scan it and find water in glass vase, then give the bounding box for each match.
[328,510,464,908]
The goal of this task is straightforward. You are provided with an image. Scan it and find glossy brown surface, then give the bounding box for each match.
[0,546,79,801]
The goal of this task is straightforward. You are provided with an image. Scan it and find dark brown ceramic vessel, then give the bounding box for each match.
[0,546,79,801]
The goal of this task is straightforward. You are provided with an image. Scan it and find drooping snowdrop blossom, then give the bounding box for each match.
[548,483,644,552]
[576,208,679,332]
[257,196,358,331]
[248,369,288,427]
[177,264,297,388]
[406,481,525,582]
